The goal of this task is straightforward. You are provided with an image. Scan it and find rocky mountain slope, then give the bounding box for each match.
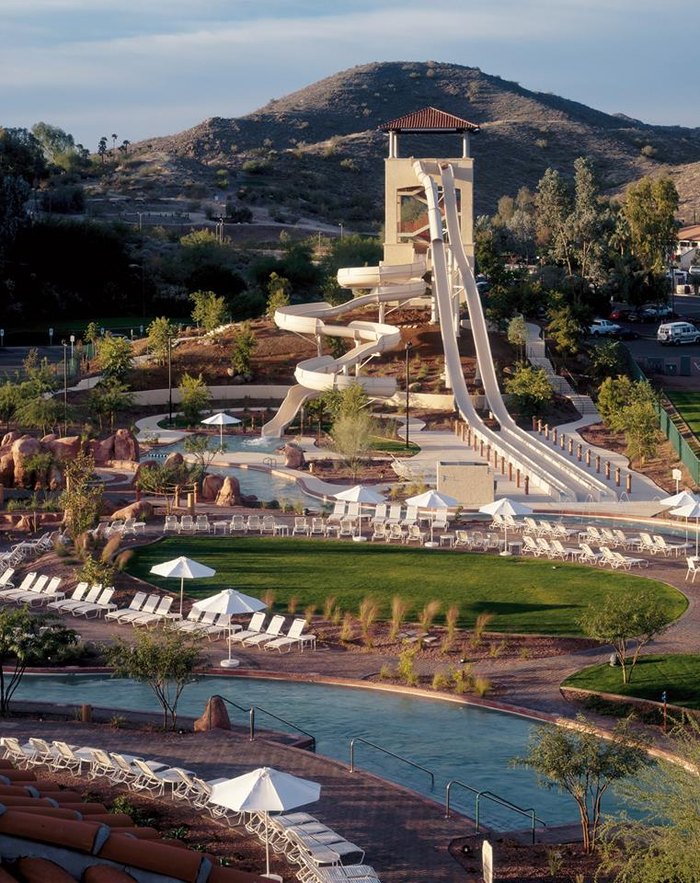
[119,61,700,226]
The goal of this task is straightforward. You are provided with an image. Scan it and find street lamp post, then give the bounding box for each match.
[62,340,68,436]
[167,332,173,428]
[405,341,412,449]
[339,222,344,240]
[0,329,4,348]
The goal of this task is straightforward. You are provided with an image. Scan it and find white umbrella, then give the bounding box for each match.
[201,411,242,448]
[479,498,533,557]
[405,490,459,544]
[210,767,321,877]
[150,556,215,617]
[335,485,386,536]
[658,490,699,509]
[192,589,266,668]
[670,501,700,557]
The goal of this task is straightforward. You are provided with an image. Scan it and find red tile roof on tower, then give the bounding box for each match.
[380,107,480,133]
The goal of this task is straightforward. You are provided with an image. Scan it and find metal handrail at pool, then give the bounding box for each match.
[349,737,434,790]
[216,694,316,751]
[445,779,546,844]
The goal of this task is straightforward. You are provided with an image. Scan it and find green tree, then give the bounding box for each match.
[146,317,177,366]
[96,333,133,381]
[504,364,553,419]
[190,290,229,332]
[546,301,585,359]
[597,375,636,431]
[590,339,626,382]
[178,372,211,426]
[61,451,103,540]
[536,167,575,275]
[136,461,193,513]
[0,381,21,431]
[103,629,205,729]
[506,315,528,360]
[597,378,659,462]
[579,590,672,684]
[0,607,78,715]
[89,379,134,431]
[84,322,100,359]
[183,434,221,480]
[230,322,257,376]
[266,272,291,319]
[624,398,660,465]
[622,177,679,273]
[512,715,649,853]
[15,396,62,436]
[331,411,374,479]
[570,157,608,284]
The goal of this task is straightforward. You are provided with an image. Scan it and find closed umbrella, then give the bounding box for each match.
[210,767,320,878]
[670,501,700,557]
[479,498,533,556]
[192,589,266,669]
[150,556,215,617]
[405,490,459,544]
[335,485,386,536]
[201,411,242,449]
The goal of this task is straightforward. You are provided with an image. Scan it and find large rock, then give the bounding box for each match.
[164,451,184,470]
[11,436,42,487]
[92,436,115,465]
[1,431,22,448]
[215,475,241,507]
[46,436,81,461]
[48,463,64,492]
[113,429,139,462]
[0,453,14,486]
[194,696,231,732]
[110,500,154,521]
[282,442,306,470]
[201,473,224,501]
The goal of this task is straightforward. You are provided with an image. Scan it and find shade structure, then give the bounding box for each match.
[479,498,533,557]
[209,767,320,877]
[670,501,700,557]
[192,589,267,667]
[335,485,386,536]
[658,490,699,509]
[149,556,215,617]
[201,411,242,448]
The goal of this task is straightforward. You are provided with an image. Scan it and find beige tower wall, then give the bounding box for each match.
[383,157,474,267]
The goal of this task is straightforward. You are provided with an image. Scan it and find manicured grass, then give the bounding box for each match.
[369,436,420,454]
[666,390,700,436]
[563,655,700,709]
[125,537,687,636]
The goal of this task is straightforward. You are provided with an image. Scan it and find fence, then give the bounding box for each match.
[629,360,700,485]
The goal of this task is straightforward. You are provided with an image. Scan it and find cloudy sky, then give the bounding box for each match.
[1,0,694,150]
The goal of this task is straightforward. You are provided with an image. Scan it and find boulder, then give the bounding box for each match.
[48,463,64,491]
[41,433,58,444]
[92,436,115,465]
[11,436,42,487]
[113,429,139,462]
[46,436,81,461]
[215,475,241,507]
[282,442,305,470]
[194,696,231,732]
[109,500,154,522]
[164,451,184,470]
[0,453,14,487]
[201,473,224,501]
[1,431,22,448]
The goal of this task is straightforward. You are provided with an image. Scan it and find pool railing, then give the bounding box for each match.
[445,779,546,843]
[350,737,435,791]
[216,694,316,751]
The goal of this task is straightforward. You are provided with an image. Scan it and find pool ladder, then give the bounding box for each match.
[216,695,315,751]
[263,457,277,468]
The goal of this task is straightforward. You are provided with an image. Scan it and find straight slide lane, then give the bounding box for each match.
[261,265,427,437]
[437,163,615,502]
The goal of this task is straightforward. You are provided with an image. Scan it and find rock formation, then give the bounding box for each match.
[215,475,241,507]
[201,473,224,501]
[282,442,305,470]
[194,695,232,732]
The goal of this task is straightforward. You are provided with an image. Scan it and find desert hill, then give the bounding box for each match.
[119,61,700,225]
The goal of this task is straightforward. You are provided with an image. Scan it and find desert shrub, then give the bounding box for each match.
[397,647,419,686]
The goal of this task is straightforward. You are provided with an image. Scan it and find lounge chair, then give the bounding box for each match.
[228,611,267,644]
[686,557,699,582]
[578,543,603,565]
[197,612,234,641]
[0,736,40,768]
[385,523,405,544]
[261,515,277,535]
[122,516,146,536]
[0,568,15,589]
[0,571,38,600]
[115,593,160,623]
[522,536,541,556]
[72,586,115,617]
[105,591,148,622]
[338,517,355,538]
[131,594,174,627]
[535,537,554,557]
[246,514,262,534]
[401,506,418,527]
[264,618,315,653]
[4,573,49,603]
[385,504,402,526]
[371,521,388,542]
[179,515,195,534]
[599,546,620,568]
[611,551,648,570]
[130,759,193,796]
[229,514,247,533]
[292,517,310,537]
[309,517,326,537]
[652,534,689,557]
[163,515,179,533]
[404,524,426,545]
[326,502,346,526]
[20,575,63,607]
[639,532,661,554]
[242,614,285,647]
[613,529,642,550]
[195,514,211,534]
[51,740,95,775]
[47,582,89,613]
[172,608,205,633]
[371,504,387,525]
[549,539,580,561]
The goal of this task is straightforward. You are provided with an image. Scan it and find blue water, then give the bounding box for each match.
[162,435,282,456]
[18,674,639,831]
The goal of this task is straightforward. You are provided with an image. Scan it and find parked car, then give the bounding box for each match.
[657,322,700,346]
[608,308,631,321]
[589,318,621,336]
[610,328,640,341]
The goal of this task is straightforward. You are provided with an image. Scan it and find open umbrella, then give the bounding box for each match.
[150,556,215,617]
[335,485,386,537]
[405,490,459,544]
[192,589,266,669]
[201,411,242,449]
[670,501,700,557]
[210,767,320,877]
[479,498,533,557]
[658,490,699,509]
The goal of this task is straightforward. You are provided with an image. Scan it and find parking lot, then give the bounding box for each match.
[606,293,700,363]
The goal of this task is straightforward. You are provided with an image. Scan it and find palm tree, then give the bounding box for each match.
[111,133,118,154]
[121,139,130,156]
[97,137,108,165]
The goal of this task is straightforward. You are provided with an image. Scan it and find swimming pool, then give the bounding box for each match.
[18,674,638,831]
[208,466,318,507]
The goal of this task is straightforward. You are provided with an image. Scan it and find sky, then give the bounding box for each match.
[1,0,695,150]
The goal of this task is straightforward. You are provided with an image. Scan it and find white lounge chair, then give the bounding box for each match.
[265,618,316,653]
[47,582,89,612]
[132,594,174,626]
[652,534,689,557]
[242,614,286,647]
[292,517,310,537]
[228,611,267,644]
[578,543,603,565]
[105,591,148,622]
[0,568,15,589]
[72,586,115,617]
[246,514,263,534]
[195,515,211,534]
[115,593,160,623]
[4,573,49,603]
[163,515,179,533]
[179,515,195,534]
[229,514,247,533]
[0,571,39,600]
[686,557,699,582]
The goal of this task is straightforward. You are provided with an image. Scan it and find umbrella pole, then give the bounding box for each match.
[220,425,223,450]
[180,577,184,617]
[265,811,271,877]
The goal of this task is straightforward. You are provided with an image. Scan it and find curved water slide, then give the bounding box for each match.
[261,265,427,437]
[414,160,615,502]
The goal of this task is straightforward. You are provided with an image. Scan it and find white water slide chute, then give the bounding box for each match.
[414,159,615,502]
[261,263,427,437]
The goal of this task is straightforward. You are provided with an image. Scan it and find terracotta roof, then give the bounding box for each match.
[380,106,479,133]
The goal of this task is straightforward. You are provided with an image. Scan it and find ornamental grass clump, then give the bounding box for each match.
[441,604,460,653]
[419,600,442,633]
[389,596,411,641]
[358,596,380,647]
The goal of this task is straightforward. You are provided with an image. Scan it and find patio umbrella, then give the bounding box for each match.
[405,490,459,544]
[209,767,321,877]
[150,556,215,617]
[670,501,700,557]
[192,588,266,668]
[479,498,533,557]
[335,485,386,536]
[201,411,242,449]
[658,490,699,509]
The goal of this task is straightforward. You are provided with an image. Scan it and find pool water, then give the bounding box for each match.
[209,466,318,507]
[18,675,639,830]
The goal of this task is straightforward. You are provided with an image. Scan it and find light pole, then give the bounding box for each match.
[405,341,412,449]
[0,329,4,348]
[339,222,344,240]
[167,331,173,428]
[62,340,68,436]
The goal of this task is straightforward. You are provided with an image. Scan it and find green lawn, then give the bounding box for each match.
[666,390,700,437]
[125,537,687,636]
[563,655,700,709]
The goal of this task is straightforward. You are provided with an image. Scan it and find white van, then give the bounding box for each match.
[657,322,700,345]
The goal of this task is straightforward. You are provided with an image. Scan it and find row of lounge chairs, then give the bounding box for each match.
[0,571,116,615]
[1,736,377,880]
[521,536,649,569]
[0,532,55,568]
[226,611,316,652]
